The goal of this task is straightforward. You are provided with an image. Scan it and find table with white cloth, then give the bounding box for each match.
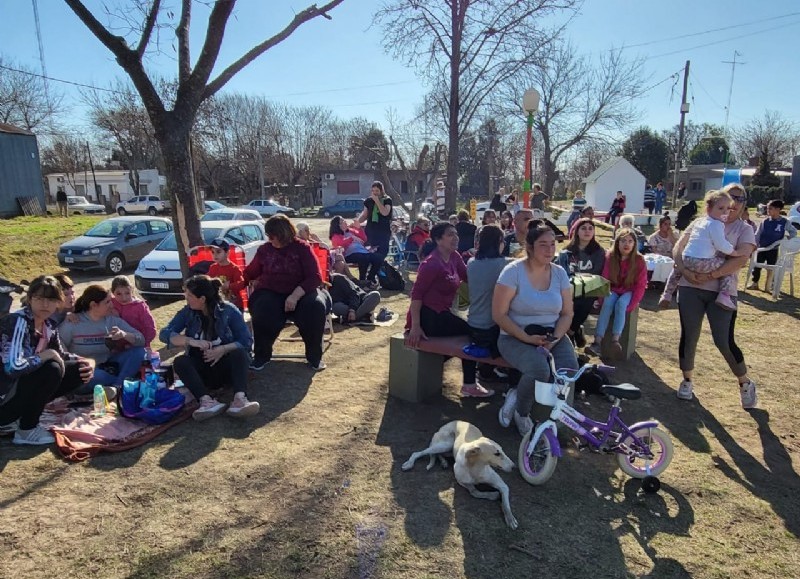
[644,254,674,283]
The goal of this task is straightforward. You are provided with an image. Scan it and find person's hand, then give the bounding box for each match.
[681,269,703,285]
[65,312,80,323]
[406,325,427,348]
[285,296,298,312]
[39,349,63,364]
[189,338,213,351]
[108,326,127,341]
[347,309,357,322]
[524,334,548,347]
[203,346,227,367]
[78,357,95,383]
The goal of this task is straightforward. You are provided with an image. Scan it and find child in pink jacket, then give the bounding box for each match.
[111,275,157,349]
[585,229,647,359]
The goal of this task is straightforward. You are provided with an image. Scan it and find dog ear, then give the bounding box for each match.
[465,446,481,458]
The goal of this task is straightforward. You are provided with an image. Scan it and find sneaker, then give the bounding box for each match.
[585,342,602,357]
[249,357,270,371]
[746,282,759,290]
[573,327,587,348]
[715,293,737,311]
[658,298,672,310]
[677,379,694,401]
[192,395,226,422]
[12,425,55,446]
[498,388,518,428]
[513,411,534,437]
[461,382,495,398]
[739,379,758,409]
[310,360,327,371]
[0,419,19,436]
[226,392,260,417]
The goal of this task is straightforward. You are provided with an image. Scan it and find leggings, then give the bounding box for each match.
[346,252,384,281]
[419,306,476,384]
[0,360,84,430]
[173,347,250,401]
[677,286,747,376]
[571,297,595,333]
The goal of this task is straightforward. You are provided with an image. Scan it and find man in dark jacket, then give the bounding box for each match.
[329,273,382,323]
[56,189,68,217]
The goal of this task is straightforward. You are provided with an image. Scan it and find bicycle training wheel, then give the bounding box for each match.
[518,429,558,485]
[617,426,674,479]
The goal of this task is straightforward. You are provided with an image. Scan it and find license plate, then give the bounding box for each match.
[150,281,169,289]
[64,257,74,263]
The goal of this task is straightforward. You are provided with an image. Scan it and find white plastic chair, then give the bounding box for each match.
[746,237,800,299]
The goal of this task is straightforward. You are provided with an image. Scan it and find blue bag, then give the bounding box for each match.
[120,379,186,425]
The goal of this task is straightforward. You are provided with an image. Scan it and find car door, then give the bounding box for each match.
[122,220,153,262]
[130,196,146,213]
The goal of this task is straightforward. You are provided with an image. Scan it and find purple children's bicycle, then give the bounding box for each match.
[518,348,673,493]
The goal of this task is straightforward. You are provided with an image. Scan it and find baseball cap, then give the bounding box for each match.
[209,238,230,251]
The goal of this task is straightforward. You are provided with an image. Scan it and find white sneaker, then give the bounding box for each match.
[513,411,533,437]
[498,388,517,428]
[310,361,327,371]
[740,380,758,409]
[192,395,226,422]
[677,380,694,401]
[226,392,260,417]
[13,425,55,446]
[0,419,19,436]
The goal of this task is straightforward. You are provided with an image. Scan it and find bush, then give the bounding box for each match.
[746,186,784,207]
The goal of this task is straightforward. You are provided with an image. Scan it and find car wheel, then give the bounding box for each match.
[323,211,332,217]
[117,207,127,216]
[106,252,125,274]
[147,207,157,216]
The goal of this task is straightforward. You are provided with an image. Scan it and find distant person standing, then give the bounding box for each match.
[56,189,68,218]
[530,183,548,211]
[654,182,666,214]
[643,183,656,225]
[434,180,446,218]
[358,181,393,260]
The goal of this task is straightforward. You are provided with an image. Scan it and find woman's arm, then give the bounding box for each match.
[491,284,539,345]
[406,299,426,347]
[627,256,649,312]
[139,303,158,346]
[226,306,253,353]
[376,198,391,217]
[356,207,369,225]
[552,288,574,341]
[159,307,189,346]
[243,244,264,283]
[709,242,756,281]
[331,233,352,249]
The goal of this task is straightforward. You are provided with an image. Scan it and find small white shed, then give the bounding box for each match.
[582,157,646,214]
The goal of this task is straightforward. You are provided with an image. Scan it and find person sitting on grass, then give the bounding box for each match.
[405,221,494,399]
[160,275,259,421]
[0,275,96,445]
[585,229,647,359]
[329,272,382,324]
[58,284,146,394]
[110,275,157,349]
[206,238,246,311]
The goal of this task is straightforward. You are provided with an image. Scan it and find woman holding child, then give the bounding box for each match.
[493,225,578,436]
[0,276,96,445]
[670,184,757,408]
[160,275,259,421]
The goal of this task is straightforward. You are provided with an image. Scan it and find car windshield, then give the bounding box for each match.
[201,212,236,222]
[68,197,88,205]
[84,220,130,238]
[156,228,223,251]
[205,201,225,210]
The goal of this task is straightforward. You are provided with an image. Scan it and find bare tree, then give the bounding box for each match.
[374,0,576,214]
[734,110,799,170]
[498,42,644,196]
[40,135,87,196]
[0,55,63,131]
[64,0,345,275]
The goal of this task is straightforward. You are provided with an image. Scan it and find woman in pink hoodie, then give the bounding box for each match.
[110,276,157,349]
[585,229,647,359]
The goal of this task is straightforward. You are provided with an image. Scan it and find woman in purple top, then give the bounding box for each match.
[405,222,494,398]
[245,215,327,371]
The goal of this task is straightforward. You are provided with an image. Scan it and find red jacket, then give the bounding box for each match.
[111,298,157,347]
[601,253,647,313]
[406,225,430,250]
[208,261,246,308]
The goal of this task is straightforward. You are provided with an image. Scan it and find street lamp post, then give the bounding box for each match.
[522,89,540,209]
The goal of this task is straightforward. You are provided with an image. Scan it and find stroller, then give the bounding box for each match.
[0,276,24,318]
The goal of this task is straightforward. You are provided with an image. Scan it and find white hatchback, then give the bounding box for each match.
[134,220,266,297]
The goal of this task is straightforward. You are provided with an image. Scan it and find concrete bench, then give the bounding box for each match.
[389,333,512,402]
[584,307,639,361]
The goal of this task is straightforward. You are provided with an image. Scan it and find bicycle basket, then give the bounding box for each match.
[534,381,559,406]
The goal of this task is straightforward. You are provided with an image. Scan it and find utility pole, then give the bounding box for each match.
[722,51,745,165]
[672,60,690,207]
[86,141,99,204]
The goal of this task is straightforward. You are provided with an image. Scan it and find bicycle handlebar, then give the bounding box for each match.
[536,346,615,384]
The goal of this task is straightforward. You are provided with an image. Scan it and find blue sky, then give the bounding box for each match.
[1,0,797,138]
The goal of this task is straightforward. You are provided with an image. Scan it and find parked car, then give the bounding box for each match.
[318,198,363,218]
[46,195,106,216]
[116,195,170,216]
[201,207,263,222]
[58,216,173,274]
[788,201,800,230]
[203,200,226,211]
[134,220,266,297]
[244,199,297,217]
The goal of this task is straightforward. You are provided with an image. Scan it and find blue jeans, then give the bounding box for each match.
[595,292,632,338]
[80,346,147,392]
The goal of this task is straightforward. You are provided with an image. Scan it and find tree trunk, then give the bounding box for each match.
[157,119,203,278]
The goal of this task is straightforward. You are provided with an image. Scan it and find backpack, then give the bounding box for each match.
[570,273,611,299]
[378,262,405,291]
[120,379,186,424]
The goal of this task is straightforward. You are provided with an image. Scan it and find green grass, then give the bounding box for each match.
[0,215,105,281]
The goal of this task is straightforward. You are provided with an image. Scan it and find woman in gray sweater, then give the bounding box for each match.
[556,218,606,347]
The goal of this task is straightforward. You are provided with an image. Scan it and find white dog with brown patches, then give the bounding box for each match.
[401,420,518,529]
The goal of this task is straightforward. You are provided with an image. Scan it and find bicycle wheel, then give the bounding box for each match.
[518,429,558,485]
[617,426,674,479]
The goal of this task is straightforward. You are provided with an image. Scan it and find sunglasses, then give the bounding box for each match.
[730,195,746,203]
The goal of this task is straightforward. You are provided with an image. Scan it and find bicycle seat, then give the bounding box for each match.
[600,383,640,400]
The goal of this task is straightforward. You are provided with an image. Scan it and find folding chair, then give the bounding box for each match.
[188,245,249,309]
[746,237,800,299]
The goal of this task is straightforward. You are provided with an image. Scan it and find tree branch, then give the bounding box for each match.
[204,0,345,100]
[136,0,162,59]
[177,0,191,83]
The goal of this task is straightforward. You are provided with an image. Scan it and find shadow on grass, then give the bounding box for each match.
[737,290,800,320]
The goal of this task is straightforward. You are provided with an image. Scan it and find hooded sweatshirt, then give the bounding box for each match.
[58,313,145,363]
[111,297,157,348]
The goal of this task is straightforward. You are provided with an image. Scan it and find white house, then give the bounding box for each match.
[45,168,166,206]
[582,157,646,213]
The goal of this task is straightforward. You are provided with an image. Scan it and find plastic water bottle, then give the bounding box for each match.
[150,350,161,370]
[140,374,158,408]
[93,384,107,417]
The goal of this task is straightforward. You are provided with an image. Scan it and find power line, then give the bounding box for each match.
[689,71,725,111]
[0,63,127,94]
